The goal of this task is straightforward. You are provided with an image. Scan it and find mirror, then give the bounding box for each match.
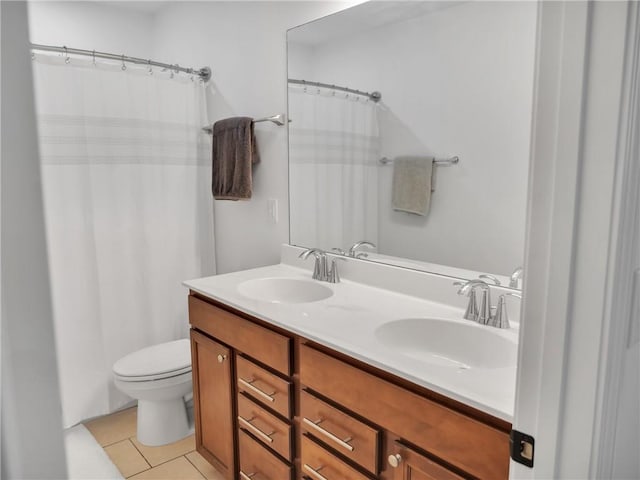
[287,1,537,288]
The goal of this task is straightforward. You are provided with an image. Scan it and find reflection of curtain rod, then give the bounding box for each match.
[30,43,212,81]
[288,78,382,102]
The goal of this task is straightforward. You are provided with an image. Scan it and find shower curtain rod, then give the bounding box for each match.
[30,43,212,81]
[288,78,382,102]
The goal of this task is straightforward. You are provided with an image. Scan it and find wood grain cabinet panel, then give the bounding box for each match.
[237,355,292,419]
[189,295,291,375]
[388,442,465,480]
[299,343,509,480]
[239,430,292,480]
[300,390,380,475]
[301,435,370,480]
[237,393,292,460]
[190,330,235,479]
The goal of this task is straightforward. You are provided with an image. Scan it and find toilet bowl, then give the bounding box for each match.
[113,339,192,446]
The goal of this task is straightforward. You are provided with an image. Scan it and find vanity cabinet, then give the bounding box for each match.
[189,294,294,480]
[188,292,510,480]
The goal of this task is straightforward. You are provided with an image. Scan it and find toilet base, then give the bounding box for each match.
[137,398,189,446]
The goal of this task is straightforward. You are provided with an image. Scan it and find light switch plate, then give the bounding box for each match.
[268,199,278,224]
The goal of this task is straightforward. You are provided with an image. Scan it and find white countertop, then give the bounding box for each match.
[184,256,517,422]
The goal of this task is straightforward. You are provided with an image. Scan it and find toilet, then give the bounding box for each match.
[113,339,192,446]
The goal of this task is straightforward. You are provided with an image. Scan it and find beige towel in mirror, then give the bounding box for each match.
[391,156,434,216]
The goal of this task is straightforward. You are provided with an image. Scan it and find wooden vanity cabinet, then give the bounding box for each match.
[189,294,294,480]
[188,293,511,480]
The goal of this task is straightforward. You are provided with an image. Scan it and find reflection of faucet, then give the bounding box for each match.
[479,274,501,286]
[299,248,342,283]
[455,280,492,325]
[509,267,524,289]
[348,241,376,258]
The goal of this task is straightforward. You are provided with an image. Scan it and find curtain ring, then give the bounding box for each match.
[121,54,127,71]
[64,46,71,64]
[148,59,153,75]
[92,50,96,66]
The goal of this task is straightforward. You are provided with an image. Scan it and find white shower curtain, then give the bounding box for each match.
[32,54,215,428]
[288,86,379,252]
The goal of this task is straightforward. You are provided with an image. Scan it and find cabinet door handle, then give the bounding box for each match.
[238,377,276,403]
[303,464,329,480]
[217,354,227,363]
[238,415,275,444]
[302,417,354,452]
[388,453,403,468]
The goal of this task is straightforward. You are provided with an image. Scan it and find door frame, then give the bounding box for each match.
[512,1,639,478]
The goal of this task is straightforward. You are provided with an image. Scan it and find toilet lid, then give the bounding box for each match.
[113,339,191,380]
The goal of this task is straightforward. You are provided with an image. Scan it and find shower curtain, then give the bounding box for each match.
[288,86,379,252]
[32,54,215,428]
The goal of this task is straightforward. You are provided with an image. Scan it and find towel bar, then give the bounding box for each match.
[379,156,459,166]
[202,114,286,134]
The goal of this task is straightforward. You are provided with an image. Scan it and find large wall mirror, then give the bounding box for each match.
[287,1,537,287]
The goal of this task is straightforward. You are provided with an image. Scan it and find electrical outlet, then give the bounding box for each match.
[268,199,278,224]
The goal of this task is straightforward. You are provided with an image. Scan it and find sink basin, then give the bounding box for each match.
[237,278,333,304]
[375,318,517,369]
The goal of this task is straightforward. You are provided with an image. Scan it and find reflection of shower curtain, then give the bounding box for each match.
[32,55,215,428]
[288,87,379,251]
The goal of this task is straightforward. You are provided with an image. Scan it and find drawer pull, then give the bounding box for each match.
[303,464,329,480]
[238,377,276,403]
[238,415,275,444]
[302,417,355,452]
[239,473,255,480]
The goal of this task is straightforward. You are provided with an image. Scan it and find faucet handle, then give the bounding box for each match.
[489,292,521,329]
[328,256,347,283]
[331,248,346,256]
[454,281,479,321]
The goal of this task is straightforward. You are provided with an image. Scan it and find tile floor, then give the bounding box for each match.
[84,407,224,479]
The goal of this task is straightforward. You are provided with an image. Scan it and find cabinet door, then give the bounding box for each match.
[191,330,235,479]
[389,443,464,480]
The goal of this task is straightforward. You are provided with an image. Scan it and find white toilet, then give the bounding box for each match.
[113,339,193,446]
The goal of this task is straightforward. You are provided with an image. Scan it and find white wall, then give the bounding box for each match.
[1,2,67,477]
[28,1,155,58]
[289,1,537,276]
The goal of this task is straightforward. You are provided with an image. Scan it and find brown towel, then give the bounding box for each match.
[211,117,260,200]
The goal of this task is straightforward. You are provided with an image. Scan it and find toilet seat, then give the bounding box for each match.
[113,339,191,382]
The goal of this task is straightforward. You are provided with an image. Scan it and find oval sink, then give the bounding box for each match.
[375,318,517,369]
[237,278,333,304]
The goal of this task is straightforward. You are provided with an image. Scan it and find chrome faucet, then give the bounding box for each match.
[509,267,524,289]
[348,241,376,258]
[299,248,342,283]
[455,280,494,325]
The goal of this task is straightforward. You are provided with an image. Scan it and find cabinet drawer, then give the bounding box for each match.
[300,344,510,480]
[301,390,380,475]
[238,394,292,460]
[189,295,291,375]
[239,429,292,480]
[301,435,370,480]
[237,355,292,419]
